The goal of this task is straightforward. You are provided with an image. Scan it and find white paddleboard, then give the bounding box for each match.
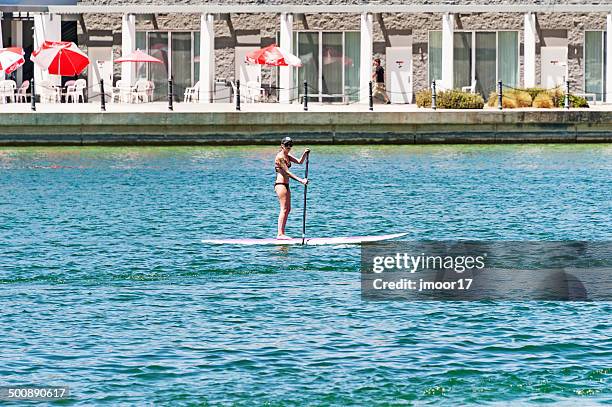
[202,232,407,246]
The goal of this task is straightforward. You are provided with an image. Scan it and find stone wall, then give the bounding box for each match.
[77,1,610,99]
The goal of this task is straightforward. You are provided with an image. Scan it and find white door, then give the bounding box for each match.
[386,47,413,104]
[541,47,567,88]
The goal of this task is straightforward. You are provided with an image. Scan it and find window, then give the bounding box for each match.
[428,30,519,96]
[428,31,442,84]
[294,31,361,102]
[585,31,605,101]
[134,31,197,101]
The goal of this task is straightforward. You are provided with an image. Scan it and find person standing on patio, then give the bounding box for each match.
[372,58,391,104]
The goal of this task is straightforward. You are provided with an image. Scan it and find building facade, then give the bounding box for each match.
[1,1,611,103]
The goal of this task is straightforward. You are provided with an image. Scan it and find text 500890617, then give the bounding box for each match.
[0,386,69,401]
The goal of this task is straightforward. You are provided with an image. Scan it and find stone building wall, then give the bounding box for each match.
[77,0,610,97]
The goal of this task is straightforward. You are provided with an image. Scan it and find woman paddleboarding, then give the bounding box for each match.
[274,137,309,240]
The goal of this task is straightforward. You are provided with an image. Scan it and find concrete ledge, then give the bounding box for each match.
[1,109,611,145]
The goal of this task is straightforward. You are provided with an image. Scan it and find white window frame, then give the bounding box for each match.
[427,29,520,90]
[583,30,606,102]
[294,30,359,102]
[139,30,197,85]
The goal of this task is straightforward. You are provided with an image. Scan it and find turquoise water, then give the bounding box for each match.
[0,145,611,405]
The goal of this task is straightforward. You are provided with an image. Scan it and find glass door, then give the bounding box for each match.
[585,31,604,101]
[148,32,169,101]
[453,32,472,89]
[321,32,343,102]
[171,32,193,101]
[475,32,496,96]
[297,32,320,101]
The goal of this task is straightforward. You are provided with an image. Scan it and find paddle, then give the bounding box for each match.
[302,151,310,245]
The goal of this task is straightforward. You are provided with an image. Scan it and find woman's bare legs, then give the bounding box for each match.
[275,184,291,239]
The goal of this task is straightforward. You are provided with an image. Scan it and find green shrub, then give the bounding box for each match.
[533,92,554,108]
[555,94,590,108]
[437,89,484,109]
[417,89,484,109]
[416,89,432,108]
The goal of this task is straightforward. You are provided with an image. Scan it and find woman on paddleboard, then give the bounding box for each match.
[274,137,309,240]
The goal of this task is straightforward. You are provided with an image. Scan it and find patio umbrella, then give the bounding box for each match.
[0,47,25,75]
[245,44,302,67]
[31,41,90,76]
[115,49,163,64]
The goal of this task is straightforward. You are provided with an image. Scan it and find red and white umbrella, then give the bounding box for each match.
[31,41,90,76]
[0,47,25,74]
[115,49,163,64]
[246,44,302,67]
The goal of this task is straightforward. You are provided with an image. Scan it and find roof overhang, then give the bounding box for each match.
[2,4,612,14]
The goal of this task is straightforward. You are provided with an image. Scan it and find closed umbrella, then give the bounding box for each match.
[0,47,25,74]
[31,41,90,76]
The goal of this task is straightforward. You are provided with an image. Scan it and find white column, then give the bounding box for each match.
[359,12,373,103]
[524,12,537,88]
[121,13,136,85]
[199,13,214,103]
[441,13,454,90]
[606,14,612,102]
[279,12,294,104]
[0,12,4,80]
[33,13,61,91]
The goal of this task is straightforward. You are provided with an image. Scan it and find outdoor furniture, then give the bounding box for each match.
[111,80,136,103]
[16,80,29,103]
[39,80,61,103]
[461,80,478,94]
[134,79,149,103]
[66,79,86,103]
[244,81,266,102]
[184,81,201,102]
[0,80,16,103]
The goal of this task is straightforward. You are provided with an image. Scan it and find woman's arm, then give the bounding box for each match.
[276,157,307,185]
[289,148,310,165]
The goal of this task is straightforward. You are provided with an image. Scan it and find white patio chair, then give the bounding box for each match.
[184,81,201,102]
[245,80,265,103]
[39,80,61,103]
[67,79,86,103]
[461,79,477,94]
[16,80,30,103]
[0,80,17,103]
[112,80,135,103]
[134,79,149,103]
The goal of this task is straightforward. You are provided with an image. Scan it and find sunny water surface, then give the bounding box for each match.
[0,145,611,405]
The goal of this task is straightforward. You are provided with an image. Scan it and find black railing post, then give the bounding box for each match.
[368,81,373,111]
[31,77,36,112]
[564,80,570,109]
[168,77,174,111]
[431,80,437,110]
[498,81,503,110]
[236,79,241,111]
[303,81,308,112]
[100,79,106,112]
